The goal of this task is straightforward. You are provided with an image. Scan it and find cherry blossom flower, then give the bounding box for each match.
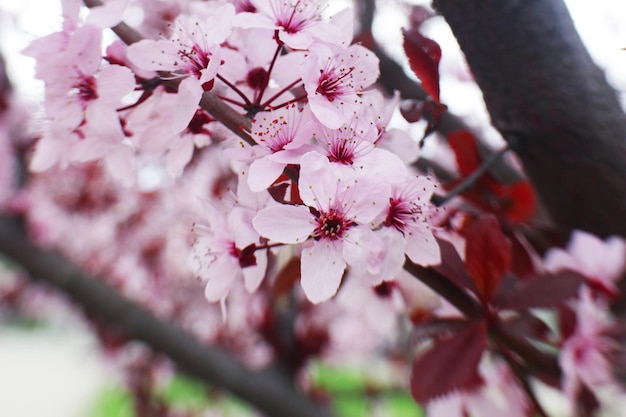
[253,151,389,303]
[560,286,619,412]
[24,22,136,184]
[234,0,353,49]
[190,201,268,307]
[124,87,212,177]
[378,175,441,281]
[544,230,626,298]
[311,119,408,185]
[127,3,235,132]
[301,42,380,129]
[244,104,317,191]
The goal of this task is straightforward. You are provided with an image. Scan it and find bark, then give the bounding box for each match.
[433,0,626,238]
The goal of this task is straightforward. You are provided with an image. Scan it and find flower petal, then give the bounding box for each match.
[301,240,346,303]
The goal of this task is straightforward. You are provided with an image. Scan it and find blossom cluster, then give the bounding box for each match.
[25,0,440,306]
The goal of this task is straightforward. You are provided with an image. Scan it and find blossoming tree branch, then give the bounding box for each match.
[0,0,625,416]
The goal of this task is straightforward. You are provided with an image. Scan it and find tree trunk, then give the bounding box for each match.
[433,0,626,238]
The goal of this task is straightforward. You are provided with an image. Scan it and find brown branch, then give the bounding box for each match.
[0,214,334,417]
[433,0,626,238]
[403,259,483,319]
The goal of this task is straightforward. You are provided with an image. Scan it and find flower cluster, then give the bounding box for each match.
[26,0,441,306]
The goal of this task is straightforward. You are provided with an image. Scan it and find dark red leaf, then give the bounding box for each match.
[446,130,482,177]
[272,256,301,296]
[433,237,477,293]
[509,231,538,279]
[464,215,511,303]
[499,271,585,311]
[493,180,537,223]
[410,321,486,403]
[402,28,442,102]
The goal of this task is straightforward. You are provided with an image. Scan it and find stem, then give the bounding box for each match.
[436,145,510,206]
[255,42,284,106]
[403,259,483,319]
[216,95,248,108]
[260,79,303,109]
[217,74,252,107]
[268,95,308,111]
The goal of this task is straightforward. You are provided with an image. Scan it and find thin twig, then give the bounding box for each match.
[436,145,510,206]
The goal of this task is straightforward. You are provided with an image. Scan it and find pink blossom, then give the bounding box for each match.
[560,286,618,411]
[234,0,353,49]
[301,42,379,129]
[190,202,267,305]
[124,87,212,177]
[381,176,441,272]
[245,104,317,191]
[127,4,235,132]
[311,119,408,185]
[544,230,626,297]
[253,151,389,303]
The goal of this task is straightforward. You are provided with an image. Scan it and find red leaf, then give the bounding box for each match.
[433,238,477,293]
[272,256,301,296]
[410,321,486,403]
[446,130,481,177]
[498,271,585,311]
[496,180,537,223]
[464,215,511,303]
[402,28,442,102]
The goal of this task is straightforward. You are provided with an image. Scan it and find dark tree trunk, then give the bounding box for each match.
[433,0,626,238]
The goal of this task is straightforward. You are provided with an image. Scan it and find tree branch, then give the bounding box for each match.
[0,215,334,417]
[433,0,626,238]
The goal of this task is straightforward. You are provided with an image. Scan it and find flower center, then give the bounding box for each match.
[315,66,354,102]
[384,198,422,234]
[313,208,353,240]
[276,0,321,34]
[177,44,211,79]
[72,74,98,103]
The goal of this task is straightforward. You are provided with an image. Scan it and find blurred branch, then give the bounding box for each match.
[0,214,334,417]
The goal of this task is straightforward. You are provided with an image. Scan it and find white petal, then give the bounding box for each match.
[301,240,346,303]
[204,256,239,302]
[173,77,203,133]
[406,225,441,267]
[248,157,286,192]
[253,205,314,244]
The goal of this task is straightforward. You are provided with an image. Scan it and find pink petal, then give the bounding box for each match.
[253,205,314,244]
[248,157,286,192]
[243,250,267,293]
[406,225,441,266]
[167,135,195,177]
[204,256,239,302]
[301,240,346,303]
[173,77,203,133]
